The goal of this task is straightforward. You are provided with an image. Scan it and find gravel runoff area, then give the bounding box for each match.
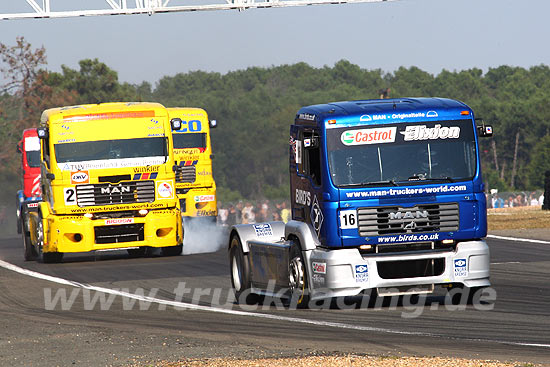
[134,355,536,367]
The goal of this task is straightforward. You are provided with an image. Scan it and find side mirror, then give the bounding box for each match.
[475,118,493,138]
[304,137,319,148]
[37,127,48,139]
[209,120,217,129]
[170,118,182,131]
[16,142,22,154]
[478,124,493,138]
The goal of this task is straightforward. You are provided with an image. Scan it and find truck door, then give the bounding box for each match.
[291,128,324,241]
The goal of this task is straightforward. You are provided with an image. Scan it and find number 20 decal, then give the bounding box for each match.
[64,187,77,205]
[179,120,202,132]
[340,210,357,229]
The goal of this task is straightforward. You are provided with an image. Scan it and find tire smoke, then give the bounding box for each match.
[182,219,226,255]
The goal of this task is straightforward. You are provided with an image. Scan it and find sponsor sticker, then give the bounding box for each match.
[71,170,89,184]
[59,157,165,171]
[298,113,316,121]
[253,223,273,237]
[24,136,40,151]
[341,127,397,146]
[312,273,325,286]
[105,218,134,225]
[310,195,324,236]
[197,169,211,176]
[156,181,174,199]
[27,202,39,208]
[295,189,311,206]
[401,124,460,141]
[354,264,369,283]
[133,166,160,173]
[194,195,215,203]
[454,258,468,277]
[312,262,326,274]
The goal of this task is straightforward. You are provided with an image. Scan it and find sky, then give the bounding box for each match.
[1,0,549,86]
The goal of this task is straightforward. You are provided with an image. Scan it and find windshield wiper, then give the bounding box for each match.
[406,175,455,183]
[342,180,399,187]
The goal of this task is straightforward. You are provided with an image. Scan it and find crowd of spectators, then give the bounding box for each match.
[217,200,291,226]
[218,191,544,225]
[488,191,544,209]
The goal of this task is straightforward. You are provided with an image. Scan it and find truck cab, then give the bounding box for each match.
[229,98,492,306]
[16,128,41,235]
[25,102,183,262]
[168,108,217,224]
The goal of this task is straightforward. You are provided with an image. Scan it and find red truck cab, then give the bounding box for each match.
[16,128,41,235]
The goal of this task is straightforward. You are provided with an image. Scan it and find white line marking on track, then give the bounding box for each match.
[487,234,550,245]
[1,259,549,349]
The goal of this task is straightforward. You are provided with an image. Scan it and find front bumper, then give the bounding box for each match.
[304,240,490,300]
[43,208,182,253]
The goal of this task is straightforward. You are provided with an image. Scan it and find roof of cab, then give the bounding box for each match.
[295,97,469,124]
[167,107,207,114]
[40,102,166,125]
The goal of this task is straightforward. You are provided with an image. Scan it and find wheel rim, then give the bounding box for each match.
[231,253,242,291]
[289,256,305,300]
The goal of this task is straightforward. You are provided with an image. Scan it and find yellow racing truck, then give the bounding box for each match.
[168,108,218,225]
[24,102,184,263]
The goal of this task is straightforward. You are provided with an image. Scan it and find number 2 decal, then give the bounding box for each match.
[339,210,357,229]
[64,187,76,205]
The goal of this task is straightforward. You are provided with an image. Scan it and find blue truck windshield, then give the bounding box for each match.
[326,119,477,187]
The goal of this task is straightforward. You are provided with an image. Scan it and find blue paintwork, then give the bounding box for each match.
[289,98,487,248]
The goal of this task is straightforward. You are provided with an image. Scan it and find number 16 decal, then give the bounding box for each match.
[64,187,76,205]
[340,209,357,229]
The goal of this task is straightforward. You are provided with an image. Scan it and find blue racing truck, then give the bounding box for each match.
[229,97,493,307]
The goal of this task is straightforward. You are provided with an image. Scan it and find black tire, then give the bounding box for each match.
[288,241,310,308]
[17,214,22,234]
[229,234,258,305]
[21,208,37,261]
[37,211,63,264]
[160,244,183,256]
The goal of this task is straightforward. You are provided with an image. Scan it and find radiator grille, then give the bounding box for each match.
[176,166,196,183]
[76,180,155,207]
[94,223,144,244]
[357,203,459,237]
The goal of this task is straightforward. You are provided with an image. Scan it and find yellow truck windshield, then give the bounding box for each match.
[55,137,167,163]
[173,133,206,149]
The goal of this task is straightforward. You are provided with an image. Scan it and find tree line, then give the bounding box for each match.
[1,37,549,203]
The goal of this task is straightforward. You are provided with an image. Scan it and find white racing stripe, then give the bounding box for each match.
[487,234,550,245]
[0,259,549,349]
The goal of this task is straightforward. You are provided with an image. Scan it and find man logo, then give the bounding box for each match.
[100,185,131,194]
[389,210,429,220]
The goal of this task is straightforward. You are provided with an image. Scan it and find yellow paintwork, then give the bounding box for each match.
[167,108,217,218]
[35,102,182,253]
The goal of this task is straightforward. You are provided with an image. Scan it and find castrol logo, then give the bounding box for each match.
[341,127,397,146]
[71,171,89,184]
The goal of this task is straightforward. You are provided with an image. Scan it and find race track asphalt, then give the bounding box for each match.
[0,235,549,366]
